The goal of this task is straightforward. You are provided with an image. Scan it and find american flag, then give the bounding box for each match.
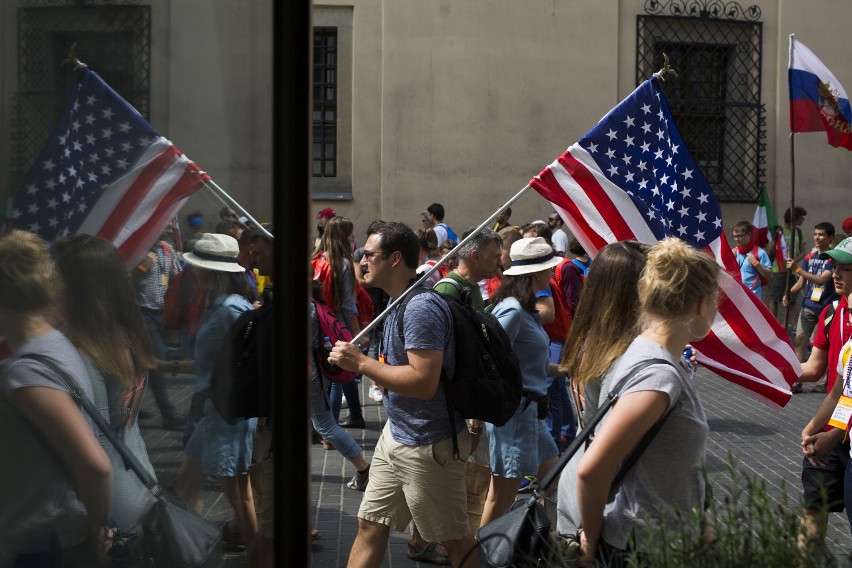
[5,68,208,264]
[531,78,800,407]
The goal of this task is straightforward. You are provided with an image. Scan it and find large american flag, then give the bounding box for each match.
[532,78,800,407]
[6,68,208,264]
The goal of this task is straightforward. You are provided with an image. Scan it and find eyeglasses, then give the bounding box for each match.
[731,233,748,239]
[362,249,387,260]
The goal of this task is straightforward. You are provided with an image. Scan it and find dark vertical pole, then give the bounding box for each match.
[785,130,796,332]
[785,38,798,333]
[273,0,311,565]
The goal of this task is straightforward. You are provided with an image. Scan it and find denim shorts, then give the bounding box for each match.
[487,401,558,479]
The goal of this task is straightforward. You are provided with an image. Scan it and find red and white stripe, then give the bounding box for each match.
[76,137,210,266]
[532,145,801,407]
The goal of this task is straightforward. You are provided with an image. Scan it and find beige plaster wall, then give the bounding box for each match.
[774,0,852,236]
[372,0,619,233]
[167,0,274,228]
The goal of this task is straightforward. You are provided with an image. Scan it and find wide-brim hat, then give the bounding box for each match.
[502,237,561,276]
[182,233,245,273]
[821,236,852,265]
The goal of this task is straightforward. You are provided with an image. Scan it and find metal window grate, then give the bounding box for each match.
[313,27,337,178]
[637,4,765,203]
[14,3,150,185]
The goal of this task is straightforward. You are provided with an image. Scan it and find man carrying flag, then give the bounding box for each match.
[531,76,800,407]
[767,206,808,324]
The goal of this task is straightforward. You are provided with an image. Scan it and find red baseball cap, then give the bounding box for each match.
[316,207,336,220]
[843,217,852,234]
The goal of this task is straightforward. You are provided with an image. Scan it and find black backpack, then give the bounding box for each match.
[398,285,523,457]
[209,302,274,424]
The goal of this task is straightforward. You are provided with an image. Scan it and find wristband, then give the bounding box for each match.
[795,267,802,274]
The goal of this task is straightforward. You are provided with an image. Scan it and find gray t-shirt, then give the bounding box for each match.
[0,331,95,556]
[381,289,464,445]
[556,336,707,548]
[83,352,157,533]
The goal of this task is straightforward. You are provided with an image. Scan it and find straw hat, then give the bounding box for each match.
[182,233,245,273]
[502,237,561,276]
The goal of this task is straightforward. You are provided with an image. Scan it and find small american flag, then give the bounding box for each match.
[532,78,800,407]
[6,68,208,264]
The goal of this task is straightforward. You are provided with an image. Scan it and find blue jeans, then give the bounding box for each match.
[330,379,363,423]
[545,342,576,445]
[312,377,362,460]
[140,308,178,418]
[844,455,852,531]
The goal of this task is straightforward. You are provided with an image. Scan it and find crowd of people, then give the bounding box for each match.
[4,199,852,567]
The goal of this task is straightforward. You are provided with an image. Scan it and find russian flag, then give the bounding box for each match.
[789,34,852,151]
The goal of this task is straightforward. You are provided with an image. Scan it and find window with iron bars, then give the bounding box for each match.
[637,15,765,203]
[313,27,337,178]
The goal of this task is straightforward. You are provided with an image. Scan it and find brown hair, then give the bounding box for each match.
[51,235,155,391]
[559,241,649,385]
[314,216,356,312]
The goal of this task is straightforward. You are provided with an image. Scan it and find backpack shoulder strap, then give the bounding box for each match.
[436,277,463,292]
[823,299,841,341]
[607,358,676,490]
[395,286,435,341]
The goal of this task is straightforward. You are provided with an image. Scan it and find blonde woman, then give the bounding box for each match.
[0,231,113,565]
[575,238,719,565]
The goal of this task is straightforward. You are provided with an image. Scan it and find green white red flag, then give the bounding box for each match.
[752,186,787,271]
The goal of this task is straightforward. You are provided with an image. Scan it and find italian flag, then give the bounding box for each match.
[752,186,786,271]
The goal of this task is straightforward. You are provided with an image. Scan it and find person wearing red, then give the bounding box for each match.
[796,237,852,552]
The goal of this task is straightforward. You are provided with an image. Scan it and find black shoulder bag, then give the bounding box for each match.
[475,358,676,568]
[21,353,222,568]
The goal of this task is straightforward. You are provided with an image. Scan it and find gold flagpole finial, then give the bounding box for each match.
[60,43,87,71]
[653,53,678,81]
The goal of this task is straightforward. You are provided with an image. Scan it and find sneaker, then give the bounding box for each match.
[518,475,536,493]
[347,466,370,491]
[369,386,383,402]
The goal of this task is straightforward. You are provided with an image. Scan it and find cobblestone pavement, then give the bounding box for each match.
[141,368,852,567]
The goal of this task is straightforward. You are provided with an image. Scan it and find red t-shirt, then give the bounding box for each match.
[813,295,850,392]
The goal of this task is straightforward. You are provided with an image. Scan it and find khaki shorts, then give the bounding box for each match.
[358,421,471,543]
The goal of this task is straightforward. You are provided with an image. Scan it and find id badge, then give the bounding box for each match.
[828,395,852,434]
[161,274,169,287]
[811,286,824,303]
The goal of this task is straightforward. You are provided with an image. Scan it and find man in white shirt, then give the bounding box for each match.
[547,211,570,256]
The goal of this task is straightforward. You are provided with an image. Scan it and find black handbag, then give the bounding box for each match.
[475,359,675,568]
[22,354,222,568]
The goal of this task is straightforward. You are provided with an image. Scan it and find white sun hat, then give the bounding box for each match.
[182,233,245,273]
[502,237,561,276]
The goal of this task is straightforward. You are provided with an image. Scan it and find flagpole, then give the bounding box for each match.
[349,183,532,344]
[786,34,797,333]
[200,178,274,240]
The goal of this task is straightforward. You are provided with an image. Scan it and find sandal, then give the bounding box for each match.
[811,382,827,393]
[407,541,450,565]
[321,437,333,450]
